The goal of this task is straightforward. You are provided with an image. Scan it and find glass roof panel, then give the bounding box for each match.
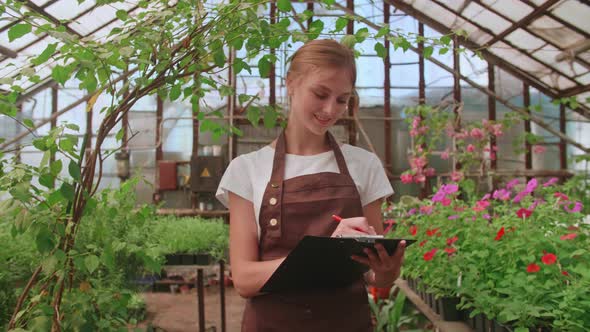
[539,73,576,90]
[46,0,97,21]
[551,0,590,35]
[505,29,545,51]
[31,0,52,5]
[577,72,590,85]
[530,16,585,49]
[67,5,117,35]
[462,1,511,35]
[533,44,588,77]
[483,0,532,22]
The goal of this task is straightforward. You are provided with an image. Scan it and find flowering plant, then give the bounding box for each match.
[383,177,590,330]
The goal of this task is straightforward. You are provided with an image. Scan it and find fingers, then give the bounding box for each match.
[342,217,373,234]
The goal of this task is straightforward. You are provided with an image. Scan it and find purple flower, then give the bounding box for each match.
[443,184,459,194]
[407,208,417,216]
[481,193,491,201]
[512,192,526,203]
[528,199,545,210]
[432,191,446,203]
[448,215,459,220]
[543,177,558,187]
[482,214,491,220]
[526,178,538,193]
[506,179,520,190]
[564,201,583,213]
[493,189,511,201]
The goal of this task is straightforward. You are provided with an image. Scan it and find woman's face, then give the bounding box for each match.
[287,66,353,136]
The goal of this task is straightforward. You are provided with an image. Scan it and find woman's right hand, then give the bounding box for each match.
[331,216,376,237]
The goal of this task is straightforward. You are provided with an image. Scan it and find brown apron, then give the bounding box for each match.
[241,130,372,332]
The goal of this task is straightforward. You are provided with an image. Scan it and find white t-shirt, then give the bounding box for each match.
[215,144,394,237]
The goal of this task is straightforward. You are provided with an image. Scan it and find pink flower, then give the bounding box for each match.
[401,173,413,184]
[424,167,436,177]
[512,192,526,203]
[533,145,546,154]
[481,193,491,201]
[482,214,491,220]
[564,201,583,213]
[492,189,511,201]
[543,177,558,187]
[407,208,417,216]
[432,191,446,203]
[473,200,490,212]
[442,184,459,194]
[528,199,544,210]
[506,179,520,190]
[447,215,459,220]
[490,124,503,136]
[441,197,452,206]
[414,174,426,183]
[451,171,463,182]
[420,205,434,215]
[413,156,427,169]
[455,130,468,140]
[470,128,484,140]
[466,144,476,153]
[554,192,569,201]
[560,233,577,240]
[441,149,450,160]
[526,178,538,193]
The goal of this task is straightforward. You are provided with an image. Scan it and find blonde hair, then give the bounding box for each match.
[287,39,358,112]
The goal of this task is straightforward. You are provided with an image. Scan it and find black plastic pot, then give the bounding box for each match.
[165,254,181,265]
[194,253,212,265]
[437,297,462,321]
[181,254,195,265]
[492,319,511,332]
[474,313,488,332]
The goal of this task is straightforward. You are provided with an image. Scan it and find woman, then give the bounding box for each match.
[216,39,405,331]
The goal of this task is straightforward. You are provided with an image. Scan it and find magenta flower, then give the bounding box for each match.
[424,167,436,177]
[401,173,413,184]
[451,171,463,182]
[543,177,558,187]
[481,193,491,201]
[407,208,417,216]
[512,192,526,203]
[414,174,426,183]
[482,213,491,220]
[466,144,476,153]
[492,189,511,201]
[564,201,583,213]
[432,191,446,203]
[447,215,459,220]
[526,178,538,193]
[441,149,450,160]
[506,179,520,190]
[441,197,452,206]
[442,184,459,194]
[420,205,434,215]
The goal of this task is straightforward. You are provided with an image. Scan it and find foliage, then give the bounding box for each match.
[383,178,590,330]
[368,286,429,332]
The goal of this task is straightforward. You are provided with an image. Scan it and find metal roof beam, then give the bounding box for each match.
[485,0,560,47]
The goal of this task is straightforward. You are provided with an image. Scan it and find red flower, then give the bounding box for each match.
[561,271,569,277]
[426,228,440,237]
[419,240,428,247]
[527,263,540,273]
[516,208,532,218]
[409,225,417,236]
[423,248,438,261]
[444,247,457,255]
[494,227,505,241]
[541,253,557,265]
[446,236,458,246]
[553,192,569,201]
[560,233,577,240]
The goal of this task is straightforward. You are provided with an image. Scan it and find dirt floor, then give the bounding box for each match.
[130,265,246,332]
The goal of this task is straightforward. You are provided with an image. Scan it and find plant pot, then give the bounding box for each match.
[181,254,195,265]
[437,297,462,321]
[194,253,212,265]
[474,313,487,332]
[492,319,511,332]
[165,254,181,265]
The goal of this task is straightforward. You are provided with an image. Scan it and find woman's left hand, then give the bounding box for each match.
[351,240,406,287]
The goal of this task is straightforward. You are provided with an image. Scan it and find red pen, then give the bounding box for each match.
[332,214,368,234]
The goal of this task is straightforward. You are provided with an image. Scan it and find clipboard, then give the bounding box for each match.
[260,236,415,293]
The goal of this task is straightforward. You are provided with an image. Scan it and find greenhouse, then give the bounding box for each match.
[0,0,589,331]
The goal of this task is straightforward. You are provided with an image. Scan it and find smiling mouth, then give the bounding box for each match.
[314,114,332,125]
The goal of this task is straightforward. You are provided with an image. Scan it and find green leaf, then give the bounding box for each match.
[68,160,81,181]
[23,118,34,128]
[440,35,452,45]
[334,17,348,33]
[39,173,55,189]
[514,328,529,332]
[375,26,390,38]
[423,46,434,59]
[234,58,252,75]
[66,123,79,131]
[263,108,277,128]
[31,43,57,66]
[258,57,271,78]
[116,9,128,21]
[35,228,54,253]
[374,42,387,59]
[169,84,181,101]
[439,47,449,55]
[50,159,63,176]
[8,23,32,42]
[277,0,292,12]
[354,28,369,43]
[59,182,75,202]
[85,255,100,274]
[101,245,115,270]
[59,137,75,154]
[51,65,70,85]
[340,35,357,48]
[247,106,260,127]
[213,50,226,68]
[116,127,125,141]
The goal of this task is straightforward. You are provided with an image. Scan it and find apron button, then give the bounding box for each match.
[269,197,277,205]
[269,218,278,226]
[271,183,279,188]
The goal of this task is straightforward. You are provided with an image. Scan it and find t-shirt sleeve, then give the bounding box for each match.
[215,156,253,208]
[360,153,394,206]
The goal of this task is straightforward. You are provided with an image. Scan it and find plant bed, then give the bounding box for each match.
[436,296,462,321]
